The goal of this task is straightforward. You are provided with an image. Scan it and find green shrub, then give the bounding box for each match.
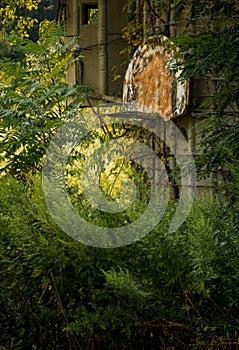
[0,176,239,349]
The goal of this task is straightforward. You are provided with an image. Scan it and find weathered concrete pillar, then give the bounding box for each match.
[188,117,195,153]
[169,2,176,38]
[136,0,141,26]
[66,0,79,85]
[98,0,108,96]
[143,1,149,42]
[153,0,161,33]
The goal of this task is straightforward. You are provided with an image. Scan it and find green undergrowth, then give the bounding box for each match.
[0,175,239,349]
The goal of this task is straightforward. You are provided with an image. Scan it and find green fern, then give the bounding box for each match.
[0,20,93,179]
[102,267,150,301]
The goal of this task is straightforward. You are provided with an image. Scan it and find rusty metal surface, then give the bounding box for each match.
[123,37,189,120]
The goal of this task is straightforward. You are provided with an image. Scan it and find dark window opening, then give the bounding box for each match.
[82,4,98,25]
[180,126,188,141]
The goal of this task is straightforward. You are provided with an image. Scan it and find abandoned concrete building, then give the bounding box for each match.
[64,0,227,193]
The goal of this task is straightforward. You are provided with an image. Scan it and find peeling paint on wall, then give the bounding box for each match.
[123,37,189,120]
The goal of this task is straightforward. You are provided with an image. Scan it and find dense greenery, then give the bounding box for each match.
[1,175,239,349]
[0,0,38,38]
[0,1,238,349]
[0,0,57,38]
[0,20,93,179]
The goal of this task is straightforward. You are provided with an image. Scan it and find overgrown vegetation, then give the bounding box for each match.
[1,175,239,349]
[0,20,93,180]
[0,0,238,349]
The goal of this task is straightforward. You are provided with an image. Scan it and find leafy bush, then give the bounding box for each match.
[0,20,93,179]
[0,175,238,349]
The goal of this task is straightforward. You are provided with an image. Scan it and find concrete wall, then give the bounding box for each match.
[80,9,99,90]
[66,0,127,98]
[107,0,127,96]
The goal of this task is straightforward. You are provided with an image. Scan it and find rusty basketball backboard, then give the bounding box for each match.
[123,37,189,120]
